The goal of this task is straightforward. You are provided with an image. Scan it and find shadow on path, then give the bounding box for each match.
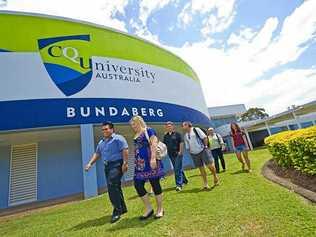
[128,195,138,201]
[187,174,201,178]
[68,215,112,231]
[107,216,155,232]
[67,214,156,233]
[179,186,215,194]
[230,170,247,175]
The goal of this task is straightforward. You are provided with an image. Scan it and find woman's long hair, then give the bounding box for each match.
[230,122,241,135]
[130,115,147,129]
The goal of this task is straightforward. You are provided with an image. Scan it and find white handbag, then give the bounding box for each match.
[144,128,168,160]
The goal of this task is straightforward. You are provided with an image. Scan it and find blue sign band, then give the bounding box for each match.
[0,98,210,131]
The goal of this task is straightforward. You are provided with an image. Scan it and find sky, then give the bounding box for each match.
[1,0,316,115]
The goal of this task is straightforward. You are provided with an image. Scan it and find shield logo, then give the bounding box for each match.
[38,35,92,96]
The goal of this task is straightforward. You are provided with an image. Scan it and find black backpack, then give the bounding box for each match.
[193,127,210,148]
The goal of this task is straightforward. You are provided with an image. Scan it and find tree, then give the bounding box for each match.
[239,107,269,121]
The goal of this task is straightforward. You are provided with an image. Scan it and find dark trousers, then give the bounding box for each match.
[211,148,226,173]
[169,155,188,187]
[134,177,162,197]
[104,160,127,215]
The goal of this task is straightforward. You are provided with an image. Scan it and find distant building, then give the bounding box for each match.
[243,101,316,148]
[208,104,247,151]
[208,104,246,128]
[211,101,316,152]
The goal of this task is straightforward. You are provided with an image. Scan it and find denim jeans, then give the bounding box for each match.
[169,155,188,187]
[104,159,127,215]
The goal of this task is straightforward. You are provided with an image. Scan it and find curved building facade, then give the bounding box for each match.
[0,11,210,211]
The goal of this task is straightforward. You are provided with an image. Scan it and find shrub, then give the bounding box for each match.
[264,125,316,175]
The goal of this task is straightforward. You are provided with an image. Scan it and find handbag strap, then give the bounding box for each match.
[143,128,151,144]
[144,128,157,159]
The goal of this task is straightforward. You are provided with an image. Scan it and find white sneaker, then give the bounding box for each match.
[175,186,182,192]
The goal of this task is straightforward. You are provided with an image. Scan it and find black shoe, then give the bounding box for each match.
[121,209,128,215]
[183,180,188,185]
[111,214,121,223]
[139,209,154,220]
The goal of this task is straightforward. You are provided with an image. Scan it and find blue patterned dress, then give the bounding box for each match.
[134,128,165,181]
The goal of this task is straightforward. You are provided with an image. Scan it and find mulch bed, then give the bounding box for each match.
[266,160,316,193]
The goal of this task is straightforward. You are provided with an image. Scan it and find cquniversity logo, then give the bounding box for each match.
[38,35,92,96]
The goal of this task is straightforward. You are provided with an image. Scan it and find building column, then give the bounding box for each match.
[80,124,98,199]
[292,111,302,129]
[265,121,272,136]
[244,128,253,150]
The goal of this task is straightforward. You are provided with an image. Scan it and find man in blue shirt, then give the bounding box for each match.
[85,122,129,223]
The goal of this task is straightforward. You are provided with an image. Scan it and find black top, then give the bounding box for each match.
[163,131,183,157]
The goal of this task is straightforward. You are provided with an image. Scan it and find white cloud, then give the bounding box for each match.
[1,0,129,32]
[177,2,192,27]
[129,0,175,44]
[169,0,316,114]
[227,17,279,73]
[253,1,316,72]
[227,27,257,47]
[139,0,174,26]
[0,0,6,7]
[247,69,316,113]
[177,0,236,37]
[129,17,161,45]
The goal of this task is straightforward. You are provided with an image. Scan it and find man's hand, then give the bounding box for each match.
[85,163,92,171]
[122,162,128,173]
[150,159,157,169]
[85,153,99,172]
[178,151,183,157]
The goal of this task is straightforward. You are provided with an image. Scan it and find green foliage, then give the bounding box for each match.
[265,126,316,175]
[239,107,269,121]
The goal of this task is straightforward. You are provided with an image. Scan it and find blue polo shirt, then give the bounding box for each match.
[95,133,128,162]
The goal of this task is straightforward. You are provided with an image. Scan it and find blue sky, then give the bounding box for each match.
[1,0,316,114]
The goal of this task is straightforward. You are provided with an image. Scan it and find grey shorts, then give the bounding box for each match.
[191,149,214,168]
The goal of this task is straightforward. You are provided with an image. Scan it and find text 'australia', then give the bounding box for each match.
[93,60,156,83]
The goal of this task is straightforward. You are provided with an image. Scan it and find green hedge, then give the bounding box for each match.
[264,126,316,175]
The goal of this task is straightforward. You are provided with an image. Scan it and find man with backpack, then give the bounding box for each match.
[207,127,226,173]
[182,121,219,189]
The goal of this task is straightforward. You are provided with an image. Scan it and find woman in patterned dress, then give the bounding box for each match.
[130,115,165,220]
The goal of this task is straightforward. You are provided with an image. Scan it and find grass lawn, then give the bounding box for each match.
[1,149,316,237]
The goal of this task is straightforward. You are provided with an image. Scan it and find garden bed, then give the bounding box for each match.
[263,159,316,203]
[267,159,316,192]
